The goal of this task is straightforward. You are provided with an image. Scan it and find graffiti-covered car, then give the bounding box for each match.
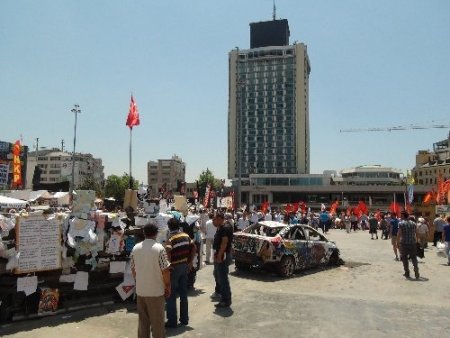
[232,221,343,277]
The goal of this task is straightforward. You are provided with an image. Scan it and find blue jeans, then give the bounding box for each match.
[166,263,189,325]
[213,253,232,304]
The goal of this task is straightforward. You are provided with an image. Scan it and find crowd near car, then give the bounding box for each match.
[232,221,344,277]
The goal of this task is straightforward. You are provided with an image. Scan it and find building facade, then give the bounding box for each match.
[242,167,428,213]
[228,18,311,182]
[413,132,450,185]
[147,155,186,197]
[26,149,104,190]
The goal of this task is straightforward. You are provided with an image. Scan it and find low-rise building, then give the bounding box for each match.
[147,155,186,197]
[26,149,104,190]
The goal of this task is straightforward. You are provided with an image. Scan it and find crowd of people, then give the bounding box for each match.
[127,204,450,338]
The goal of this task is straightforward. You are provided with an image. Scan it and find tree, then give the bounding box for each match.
[197,168,222,198]
[104,173,139,201]
[78,173,103,197]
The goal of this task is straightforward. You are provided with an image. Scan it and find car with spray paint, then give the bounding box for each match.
[232,221,343,277]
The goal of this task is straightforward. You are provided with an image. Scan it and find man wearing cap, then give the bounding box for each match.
[397,211,420,279]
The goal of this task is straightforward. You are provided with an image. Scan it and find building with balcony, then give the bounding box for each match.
[413,132,450,185]
[26,149,104,190]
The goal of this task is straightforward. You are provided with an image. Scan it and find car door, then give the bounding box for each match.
[306,227,328,266]
[284,226,309,269]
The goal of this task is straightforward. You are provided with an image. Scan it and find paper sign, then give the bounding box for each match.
[17,276,38,296]
[109,261,126,274]
[115,282,135,300]
[73,271,89,290]
[59,274,76,283]
[15,215,61,273]
[174,195,188,213]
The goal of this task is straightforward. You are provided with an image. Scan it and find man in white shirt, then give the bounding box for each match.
[131,223,171,338]
[204,213,216,264]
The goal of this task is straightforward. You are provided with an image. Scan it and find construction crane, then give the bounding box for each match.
[340,122,450,133]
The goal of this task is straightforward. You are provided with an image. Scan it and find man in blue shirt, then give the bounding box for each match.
[441,216,450,266]
[390,213,400,261]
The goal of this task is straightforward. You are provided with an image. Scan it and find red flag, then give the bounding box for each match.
[423,191,432,204]
[126,95,140,129]
[330,200,340,216]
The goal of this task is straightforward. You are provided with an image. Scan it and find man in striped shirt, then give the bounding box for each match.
[164,217,196,328]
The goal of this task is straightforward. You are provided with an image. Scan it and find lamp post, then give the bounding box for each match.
[237,75,246,210]
[70,104,81,201]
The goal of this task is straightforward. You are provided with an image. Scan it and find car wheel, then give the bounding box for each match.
[328,250,344,266]
[278,256,295,277]
[235,261,251,271]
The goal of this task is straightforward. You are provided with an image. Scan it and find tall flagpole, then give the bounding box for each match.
[129,127,133,189]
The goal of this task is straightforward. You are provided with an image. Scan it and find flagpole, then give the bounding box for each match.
[129,127,133,189]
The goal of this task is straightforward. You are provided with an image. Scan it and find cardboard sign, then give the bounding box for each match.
[15,215,61,274]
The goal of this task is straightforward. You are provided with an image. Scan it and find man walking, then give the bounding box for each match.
[442,216,450,266]
[165,218,196,328]
[397,211,420,279]
[204,212,216,264]
[131,223,171,338]
[212,212,233,308]
[390,213,400,261]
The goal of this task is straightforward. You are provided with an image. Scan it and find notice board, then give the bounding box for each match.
[15,215,61,274]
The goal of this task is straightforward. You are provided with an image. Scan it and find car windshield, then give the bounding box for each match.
[242,223,284,237]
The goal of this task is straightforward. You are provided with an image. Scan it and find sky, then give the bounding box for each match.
[1,0,450,184]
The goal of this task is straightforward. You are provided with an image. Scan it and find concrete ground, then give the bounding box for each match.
[1,229,450,338]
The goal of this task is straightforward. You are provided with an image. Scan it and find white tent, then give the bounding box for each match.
[0,195,27,209]
[53,192,70,206]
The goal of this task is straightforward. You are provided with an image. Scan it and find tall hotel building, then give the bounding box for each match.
[228,18,311,185]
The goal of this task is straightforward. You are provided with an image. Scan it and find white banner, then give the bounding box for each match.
[60,161,72,177]
[217,196,233,209]
[0,163,9,187]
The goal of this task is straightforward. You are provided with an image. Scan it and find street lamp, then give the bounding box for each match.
[237,74,246,210]
[70,104,81,201]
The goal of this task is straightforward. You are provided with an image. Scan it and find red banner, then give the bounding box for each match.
[12,140,22,187]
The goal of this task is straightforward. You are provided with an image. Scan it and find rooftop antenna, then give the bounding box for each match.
[272,0,277,20]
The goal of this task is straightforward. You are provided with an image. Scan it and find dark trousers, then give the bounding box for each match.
[166,263,189,325]
[213,254,232,304]
[400,243,419,276]
[433,231,442,246]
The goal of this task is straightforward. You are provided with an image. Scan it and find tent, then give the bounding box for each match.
[53,192,70,206]
[0,195,27,209]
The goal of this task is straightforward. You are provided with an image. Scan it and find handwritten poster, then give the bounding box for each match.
[15,215,61,274]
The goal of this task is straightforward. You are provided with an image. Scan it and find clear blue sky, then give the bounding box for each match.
[1,0,449,183]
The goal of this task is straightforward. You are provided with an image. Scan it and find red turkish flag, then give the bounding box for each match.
[126,95,140,129]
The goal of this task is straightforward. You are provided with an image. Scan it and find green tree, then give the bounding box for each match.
[197,168,222,198]
[78,174,104,197]
[104,173,139,201]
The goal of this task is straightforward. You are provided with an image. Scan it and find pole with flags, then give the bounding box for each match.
[126,94,140,189]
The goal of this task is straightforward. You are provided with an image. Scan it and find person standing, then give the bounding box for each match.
[397,211,420,279]
[442,216,450,266]
[131,223,171,338]
[433,214,446,246]
[368,213,378,240]
[416,217,429,250]
[350,212,358,232]
[390,213,400,261]
[204,212,216,264]
[165,218,196,328]
[212,212,233,308]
